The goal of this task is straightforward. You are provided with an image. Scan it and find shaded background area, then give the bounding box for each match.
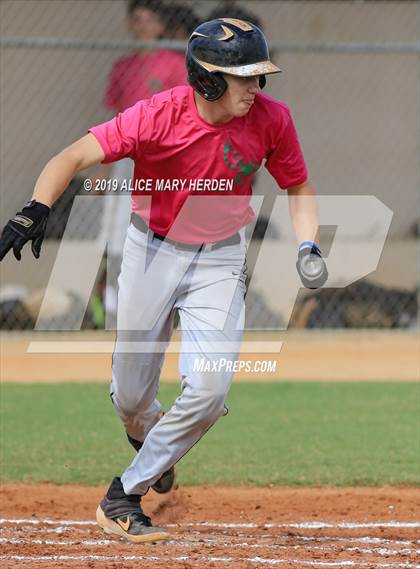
[0,0,418,331]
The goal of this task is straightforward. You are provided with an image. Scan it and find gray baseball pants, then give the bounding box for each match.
[110,222,246,496]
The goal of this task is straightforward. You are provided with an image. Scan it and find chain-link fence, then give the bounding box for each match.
[0,0,418,330]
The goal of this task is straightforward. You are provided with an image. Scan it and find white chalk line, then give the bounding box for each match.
[298,535,420,547]
[1,517,419,529]
[1,536,419,557]
[1,554,419,567]
[0,525,76,535]
[0,518,93,526]
[178,521,420,530]
[2,525,418,548]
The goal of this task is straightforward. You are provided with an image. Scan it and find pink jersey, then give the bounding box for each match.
[104,50,187,113]
[89,85,307,243]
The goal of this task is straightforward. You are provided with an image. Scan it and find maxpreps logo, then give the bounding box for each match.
[223,138,259,186]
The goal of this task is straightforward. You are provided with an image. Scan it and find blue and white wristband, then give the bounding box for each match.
[299,241,321,254]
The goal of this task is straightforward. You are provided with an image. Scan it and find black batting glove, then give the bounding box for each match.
[296,242,328,289]
[0,200,50,261]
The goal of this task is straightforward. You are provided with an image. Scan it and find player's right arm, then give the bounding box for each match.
[0,133,105,261]
[32,133,105,206]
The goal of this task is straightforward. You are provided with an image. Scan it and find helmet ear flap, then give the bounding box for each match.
[189,63,227,101]
[207,73,228,101]
[259,75,266,89]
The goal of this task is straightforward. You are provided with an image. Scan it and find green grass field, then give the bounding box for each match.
[1,382,418,487]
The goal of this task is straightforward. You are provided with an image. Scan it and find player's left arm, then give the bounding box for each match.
[287,180,319,245]
[287,180,328,289]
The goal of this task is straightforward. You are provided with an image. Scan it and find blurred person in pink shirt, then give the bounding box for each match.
[104,0,188,113]
[100,0,191,322]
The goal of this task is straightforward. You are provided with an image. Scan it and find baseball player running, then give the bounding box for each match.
[0,18,327,542]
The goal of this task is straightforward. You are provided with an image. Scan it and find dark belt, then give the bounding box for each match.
[130,213,240,251]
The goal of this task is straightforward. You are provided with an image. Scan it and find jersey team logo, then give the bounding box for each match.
[223,140,259,186]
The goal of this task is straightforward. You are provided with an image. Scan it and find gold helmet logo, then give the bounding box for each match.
[219,18,254,32]
[218,25,234,41]
[190,19,254,42]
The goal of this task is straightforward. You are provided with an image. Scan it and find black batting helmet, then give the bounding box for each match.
[186,18,280,101]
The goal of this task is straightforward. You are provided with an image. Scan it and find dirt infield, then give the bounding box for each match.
[2,330,419,382]
[1,484,419,568]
